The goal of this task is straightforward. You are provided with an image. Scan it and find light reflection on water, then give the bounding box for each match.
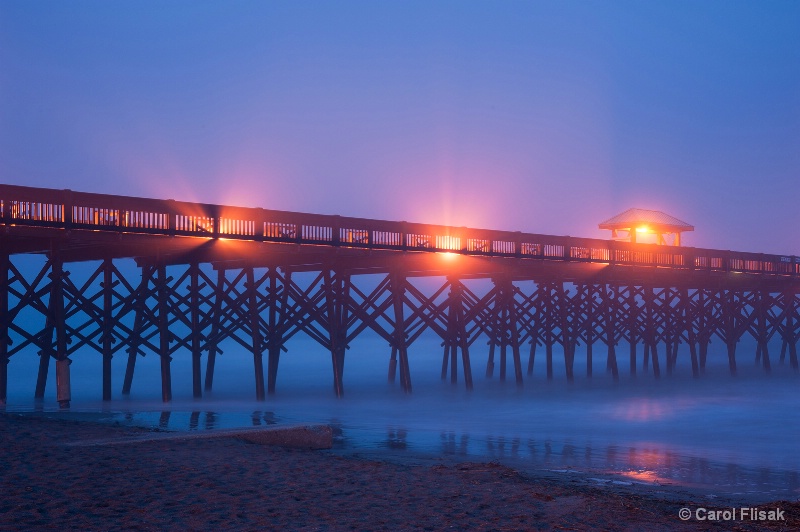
[47,401,797,503]
[4,337,800,503]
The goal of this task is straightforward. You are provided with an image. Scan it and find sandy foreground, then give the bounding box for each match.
[1,413,797,531]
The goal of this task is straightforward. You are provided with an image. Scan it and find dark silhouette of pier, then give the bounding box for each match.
[0,184,797,407]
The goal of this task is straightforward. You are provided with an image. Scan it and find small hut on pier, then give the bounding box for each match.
[599,208,694,246]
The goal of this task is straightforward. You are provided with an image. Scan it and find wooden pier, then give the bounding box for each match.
[0,184,797,407]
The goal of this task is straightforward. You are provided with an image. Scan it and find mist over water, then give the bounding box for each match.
[5,332,799,503]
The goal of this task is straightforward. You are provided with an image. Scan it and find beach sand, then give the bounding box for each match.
[1,413,797,531]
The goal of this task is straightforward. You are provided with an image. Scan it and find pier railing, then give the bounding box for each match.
[1,184,797,276]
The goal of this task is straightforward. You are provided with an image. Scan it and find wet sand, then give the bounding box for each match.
[1,413,797,531]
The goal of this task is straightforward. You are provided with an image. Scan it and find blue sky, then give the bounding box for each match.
[1,1,798,253]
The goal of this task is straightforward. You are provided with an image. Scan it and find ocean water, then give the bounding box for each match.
[4,332,799,503]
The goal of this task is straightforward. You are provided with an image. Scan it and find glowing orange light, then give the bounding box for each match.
[635,226,650,233]
[620,470,664,483]
[436,235,462,251]
[440,251,459,260]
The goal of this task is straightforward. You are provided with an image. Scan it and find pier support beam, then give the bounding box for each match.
[627,285,638,377]
[699,339,709,373]
[542,283,555,381]
[683,288,700,378]
[493,276,520,386]
[643,285,660,379]
[391,272,412,393]
[204,267,225,393]
[722,290,739,376]
[455,279,475,390]
[157,264,172,403]
[122,266,153,396]
[32,258,60,404]
[101,259,114,401]
[726,341,738,375]
[324,268,349,398]
[606,341,619,381]
[442,281,454,382]
[266,267,289,395]
[512,297,523,386]
[754,291,771,373]
[785,292,799,371]
[247,267,266,402]
[486,302,498,379]
[55,358,71,408]
[189,263,203,399]
[488,279,516,378]
[696,289,709,374]
[388,346,397,383]
[51,256,71,408]
[526,338,537,377]
[486,341,495,378]
[557,282,574,383]
[440,277,475,389]
[604,284,619,381]
[441,280,458,384]
[35,265,52,401]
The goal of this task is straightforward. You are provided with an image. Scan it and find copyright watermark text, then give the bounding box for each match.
[679,507,785,522]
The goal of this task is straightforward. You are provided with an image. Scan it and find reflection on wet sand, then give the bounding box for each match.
[158,410,170,429]
[119,410,799,502]
[460,434,798,500]
[386,428,408,449]
[440,432,470,456]
[254,411,277,426]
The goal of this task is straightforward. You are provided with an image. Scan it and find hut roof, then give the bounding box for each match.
[599,208,694,232]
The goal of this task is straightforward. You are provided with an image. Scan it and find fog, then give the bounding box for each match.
[6,326,798,502]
